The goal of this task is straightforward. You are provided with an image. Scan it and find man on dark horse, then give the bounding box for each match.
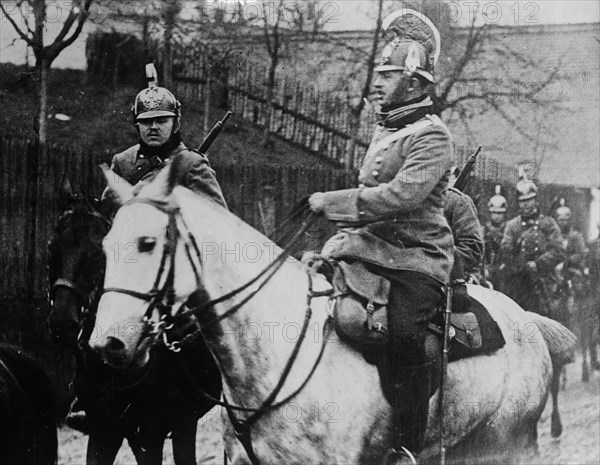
[484,185,508,291]
[500,179,564,316]
[309,10,454,464]
[68,66,227,427]
[103,65,226,209]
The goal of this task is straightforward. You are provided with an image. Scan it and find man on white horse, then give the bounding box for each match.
[501,179,564,316]
[484,185,508,291]
[309,11,453,465]
[103,64,227,210]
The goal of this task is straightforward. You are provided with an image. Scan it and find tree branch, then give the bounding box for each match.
[0,2,35,46]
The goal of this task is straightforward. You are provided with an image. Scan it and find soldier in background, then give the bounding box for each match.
[483,185,508,291]
[501,179,564,315]
[585,228,600,373]
[444,167,485,283]
[555,199,589,275]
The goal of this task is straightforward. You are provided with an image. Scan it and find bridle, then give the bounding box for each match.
[101,197,334,465]
[47,207,112,325]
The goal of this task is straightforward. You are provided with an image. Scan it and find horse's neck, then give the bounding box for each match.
[180,192,327,405]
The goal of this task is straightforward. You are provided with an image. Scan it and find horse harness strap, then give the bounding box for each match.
[222,273,333,465]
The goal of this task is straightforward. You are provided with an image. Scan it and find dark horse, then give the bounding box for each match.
[0,344,58,465]
[46,178,221,465]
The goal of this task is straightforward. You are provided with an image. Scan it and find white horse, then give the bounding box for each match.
[92,158,575,465]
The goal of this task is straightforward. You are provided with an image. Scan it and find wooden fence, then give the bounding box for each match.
[0,135,591,300]
[172,46,377,170]
[0,135,353,298]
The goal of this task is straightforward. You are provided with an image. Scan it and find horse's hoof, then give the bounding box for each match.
[551,411,563,438]
[65,411,90,434]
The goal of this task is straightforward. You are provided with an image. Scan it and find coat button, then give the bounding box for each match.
[372,170,379,177]
[139,154,145,159]
[375,156,383,163]
[137,166,142,171]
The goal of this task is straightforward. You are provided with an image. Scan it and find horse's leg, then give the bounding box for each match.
[128,427,166,465]
[582,319,590,382]
[550,368,563,439]
[172,418,198,465]
[86,429,124,465]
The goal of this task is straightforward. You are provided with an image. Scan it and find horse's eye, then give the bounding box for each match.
[138,237,156,253]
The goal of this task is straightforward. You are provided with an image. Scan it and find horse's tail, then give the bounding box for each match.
[526,312,577,369]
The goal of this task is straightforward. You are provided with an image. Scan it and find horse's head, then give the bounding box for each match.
[90,160,203,368]
[47,176,111,345]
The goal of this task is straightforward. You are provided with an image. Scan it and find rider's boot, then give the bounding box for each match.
[383,332,440,465]
[384,360,434,465]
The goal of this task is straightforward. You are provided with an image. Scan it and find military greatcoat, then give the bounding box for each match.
[501,213,564,314]
[444,187,484,281]
[109,142,227,208]
[319,115,454,285]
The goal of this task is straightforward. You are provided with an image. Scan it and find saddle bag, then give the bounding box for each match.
[429,312,482,352]
[332,261,390,348]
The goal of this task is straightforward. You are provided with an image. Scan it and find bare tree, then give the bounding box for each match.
[161,0,181,87]
[345,0,385,171]
[0,0,94,294]
[0,0,94,146]
[433,8,564,157]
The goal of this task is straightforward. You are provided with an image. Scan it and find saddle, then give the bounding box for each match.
[330,260,505,363]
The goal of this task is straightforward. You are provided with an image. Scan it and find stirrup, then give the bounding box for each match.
[383,446,418,465]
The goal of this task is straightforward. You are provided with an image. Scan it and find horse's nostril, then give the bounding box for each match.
[106,336,125,353]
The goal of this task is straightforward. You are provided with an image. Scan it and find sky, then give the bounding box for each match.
[320,0,600,30]
[2,2,599,67]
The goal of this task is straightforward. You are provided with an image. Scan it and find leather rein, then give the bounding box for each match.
[101,197,333,465]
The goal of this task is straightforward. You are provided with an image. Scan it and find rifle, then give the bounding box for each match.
[198,111,232,154]
[454,146,482,192]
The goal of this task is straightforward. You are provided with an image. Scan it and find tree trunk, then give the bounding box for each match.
[346,108,362,172]
[263,58,277,148]
[37,58,49,146]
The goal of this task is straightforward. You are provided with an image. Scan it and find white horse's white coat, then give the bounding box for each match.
[94,169,564,465]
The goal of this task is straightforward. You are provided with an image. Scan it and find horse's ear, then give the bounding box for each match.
[99,163,133,206]
[59,173,76,209]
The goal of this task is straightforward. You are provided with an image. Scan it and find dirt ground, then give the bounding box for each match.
[58,354,600,465]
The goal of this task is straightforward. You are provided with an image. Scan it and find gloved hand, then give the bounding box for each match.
[308,192,326,214]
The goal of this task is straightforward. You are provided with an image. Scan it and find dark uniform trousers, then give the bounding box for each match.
[374,266,444,453]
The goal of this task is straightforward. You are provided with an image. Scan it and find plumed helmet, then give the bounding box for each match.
[516,178,538,200]
[488,185,507,213]
[132,64,181,121]
[375,9,441,83]
[555,198,572,220]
